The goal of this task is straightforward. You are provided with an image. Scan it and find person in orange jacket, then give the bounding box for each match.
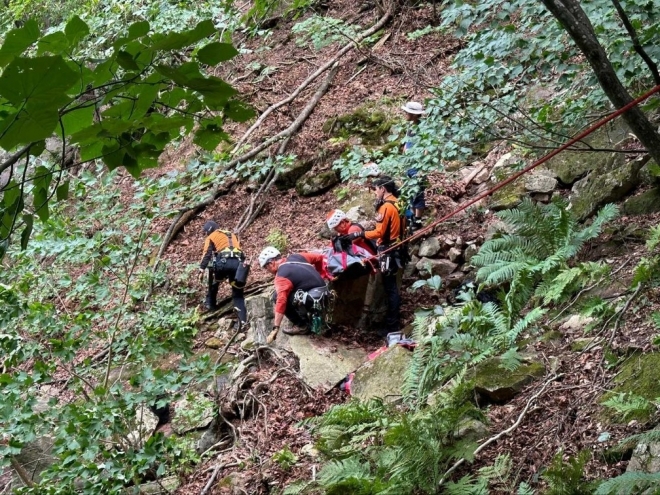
[199,221,248,323]
[342,176,402,334]
[258,246,332,339]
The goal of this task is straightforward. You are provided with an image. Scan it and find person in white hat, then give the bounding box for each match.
[401,101,427,232]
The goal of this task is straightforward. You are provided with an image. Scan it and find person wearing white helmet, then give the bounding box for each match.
[259,246,332,341]
[401,101,427,232]
[325,209,376,255]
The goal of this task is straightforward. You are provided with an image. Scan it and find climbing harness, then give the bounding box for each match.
[293,286,335,334]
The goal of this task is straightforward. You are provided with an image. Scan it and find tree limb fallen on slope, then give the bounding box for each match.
[231,3,395,153]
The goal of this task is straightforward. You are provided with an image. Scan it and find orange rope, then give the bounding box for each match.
[371,83,660,260]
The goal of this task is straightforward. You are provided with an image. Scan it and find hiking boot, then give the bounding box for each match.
[282,325,311,336]
[204,302,219,312]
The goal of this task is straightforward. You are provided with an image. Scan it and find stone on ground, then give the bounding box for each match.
[127,405,160,448]
[472,357,545,403]
[295,169,339,196]
[275,332,367,391]
[623,188,660,215]
[416,257,458,277]
[350,345,413,402]
[172,393,215,435]
[418,236,441,257]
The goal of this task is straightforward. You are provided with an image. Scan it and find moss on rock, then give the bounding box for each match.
[489,181,525,211]
[623,188,660,216]
[295,170,339,196]
[472,357,545,403]
[323,102,396,146]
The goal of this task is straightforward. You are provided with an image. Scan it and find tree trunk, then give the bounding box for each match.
[540,0,660,165]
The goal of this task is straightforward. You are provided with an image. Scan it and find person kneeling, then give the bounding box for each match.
[259,246,331,340]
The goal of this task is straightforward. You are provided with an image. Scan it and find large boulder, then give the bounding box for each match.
[545,121,630,184]
[171,393,215,435]
[416,258,458,277]
[473,357,545,403]
[274,333,367,391]
[323,103,395,146]
[418,237,441,257]
[623,188,660,215]
[569,157,644,220]
[296,170,339,196]
[627,426,660,477]
[245,293,274,345]
[488,181,525,211]
[350,345,413,402]
[330,273,389,327]
[275,159,314,190]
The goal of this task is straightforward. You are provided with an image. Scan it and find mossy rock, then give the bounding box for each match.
[295,170,339,196]
[570,337,598,352]
[639,158,660,186]
[275,159,314,190]
[569,157,644,220]
[351,345,412,403]
[546,121,630,184]
[323,102,396,146]
[488,181,525,211]
[600,353,660,424]
[540,330,563,343]
[472,357,545,403]
[623,188,660,216]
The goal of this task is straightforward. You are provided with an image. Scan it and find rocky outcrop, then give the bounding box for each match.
[275,159,314,190]
[296,169,339,196]
[172,393,215,435]
[245,293,274,345]
[473,356,545,403]
[350,345,412,402]
[623,188,660,215]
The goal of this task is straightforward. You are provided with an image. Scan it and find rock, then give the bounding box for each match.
[464,244,479,263]
[447,247,462,263]
[275,159,314,190]
[546,121,630,184]
[418,237,441,257]
[403,255,419,278]
[444,271,466,289]
[245,294,274,345]
[416,258,458,277]
[215,318,234,337]
[295,170,339,197]
[12,435,56,485]
[559,315,595,332]
[127,405,160,448]
[525,174,557,194]
[485,219,511,240]
[489,181,525,211]
[473,357,545,403]
[627,426,660,475]
[530,192,552,203]
[137,476,180,494]
[350,345,412,402]
[455,236,464,247]
[570,337,599,352]
[345,206,363,222]
[455,418,489,442]
[444,237,455,247]
[204,337,223,349]
[275,333,367,391]
[492,152,518,171]
[172,393,215,435]
[240,336,255,350]
[623,188,660,215]
[638,157,660,186]
[323,103,395,145]
[330,273,391,327]
[474,168,490,185]
[569,157,644,220]
[300,443,320,459]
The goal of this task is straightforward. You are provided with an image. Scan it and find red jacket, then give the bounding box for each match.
[273,252,330,314]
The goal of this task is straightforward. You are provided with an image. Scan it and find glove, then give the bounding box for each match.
[344,231,364,241]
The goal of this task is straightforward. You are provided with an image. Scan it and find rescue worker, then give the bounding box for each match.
[199,221,248,324]
[325,209,376,255]
[258,246,331,339]
[341,176,402,335]
[401,101,427,232]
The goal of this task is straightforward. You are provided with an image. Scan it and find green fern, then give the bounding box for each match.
[473,198,618,316]
[517,482,535,495]
[542,450,595,495]
[596,471,660,495]
[601,392,652,422]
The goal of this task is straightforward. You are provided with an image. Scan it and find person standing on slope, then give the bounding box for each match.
[401,101,427,233]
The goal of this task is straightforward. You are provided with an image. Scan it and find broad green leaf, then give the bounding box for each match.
[194,127,224,151]
[149,20,216,51]
[56,181,69,201]
[116,51,140,71]
[28,141,46,156]
[0,107,60,150]
[33,166,52,190]
[3,180,20,208]
[61,105,96,136]
[33,185,49,222]
[20,214,33,250]
[224,100,255,122]
[128,21,150,40]
[0,56,78,107]
[0,20,40,67]
[65,16,90,47]
[37,32,70,56]
[197,42,238,65]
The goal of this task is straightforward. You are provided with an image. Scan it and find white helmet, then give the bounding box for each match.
[259,246,281,267]
[326,209,347,229]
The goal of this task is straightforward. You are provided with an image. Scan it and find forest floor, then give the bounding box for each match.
[116,0,660,492]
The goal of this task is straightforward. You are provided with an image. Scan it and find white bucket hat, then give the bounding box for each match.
[401,101,424,115]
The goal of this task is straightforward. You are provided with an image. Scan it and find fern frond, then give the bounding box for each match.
[596,471,660,495]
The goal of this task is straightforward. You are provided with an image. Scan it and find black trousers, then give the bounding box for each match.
[382,269,401,333]
[272,290,313,328]
[206,257,247,322]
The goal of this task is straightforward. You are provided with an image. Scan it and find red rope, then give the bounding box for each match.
[372,83,660,259]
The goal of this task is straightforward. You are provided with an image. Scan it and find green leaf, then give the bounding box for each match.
[0,20,40,67]
[0,239,7,261]
[128,21,150,39]
[194,127,225,151]
[116,50,140,71]
[0,108,60,150]
[56,181,69,201]
[65,16,90,47]
[3,180,20,208]
[33,166,52,191]
[37,32,70,56]
[224,100,255,122]
[197,42,239,65]
[61,105,96,136]
[0,56,78,107]
[149,20,216,51]
[20,214,33,250]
